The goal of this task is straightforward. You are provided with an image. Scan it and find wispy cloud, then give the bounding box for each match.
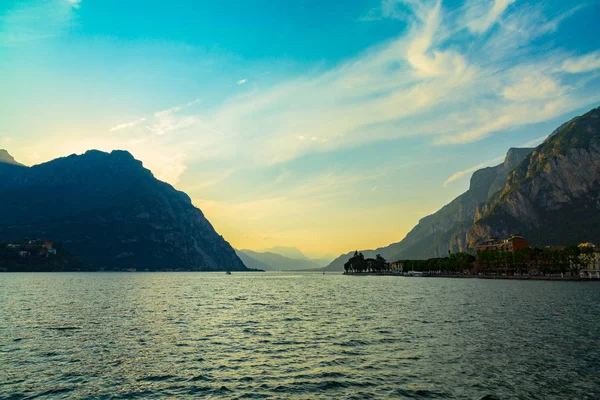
[109,118,146,132]
[196,0,595,164]
[154,98,200,119]
[236,79,248,85]
[443,156,505,187]
[0,0,80,46]
[465,0,515,33]
[562,52,600,74]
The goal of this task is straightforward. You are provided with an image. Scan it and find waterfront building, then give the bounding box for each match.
[476,234,530,253]
[578,242,600,279]
[390,260,403,273]
[475,238,503,253]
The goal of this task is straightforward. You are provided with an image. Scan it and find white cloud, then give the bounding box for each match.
[236,79,248,85]
[444,156,505,187]
[502,73,563,102]
[28,0,596,186]
[562,52,600,74]
[466,0,515,33]
[109,117,146,132]
[405,1,468,78]
[296,135,328,143]
[192,0,593,165]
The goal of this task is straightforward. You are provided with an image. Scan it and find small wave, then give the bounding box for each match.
[136,375,180,382]
[189,375,212,382]
[339,340,369,347]
[392,388,451,398]
[47,327,81,331]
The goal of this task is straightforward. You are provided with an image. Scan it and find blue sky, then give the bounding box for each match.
[1,0,600,257]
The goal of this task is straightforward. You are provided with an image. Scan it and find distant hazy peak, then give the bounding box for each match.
[260,246,310,260]
[0,149,24,166]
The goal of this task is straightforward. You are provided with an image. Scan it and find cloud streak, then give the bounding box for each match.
[562,52,600,74]
[109,118,146,132]
[443,156,505,187]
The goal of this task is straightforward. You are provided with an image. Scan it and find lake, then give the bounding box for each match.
[1,272,599,399]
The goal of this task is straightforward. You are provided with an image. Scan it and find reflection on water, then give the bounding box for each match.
[1,272,599,399]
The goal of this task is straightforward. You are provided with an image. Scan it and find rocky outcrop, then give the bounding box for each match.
[469,106,600,247]
[0,150,249,271]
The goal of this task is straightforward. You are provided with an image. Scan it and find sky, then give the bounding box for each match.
[1,0,600,258]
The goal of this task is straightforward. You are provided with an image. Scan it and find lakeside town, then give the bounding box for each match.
[0,238,85,272]
[344,234,600,280]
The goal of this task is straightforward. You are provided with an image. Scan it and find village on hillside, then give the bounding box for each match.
[0,239,84,272]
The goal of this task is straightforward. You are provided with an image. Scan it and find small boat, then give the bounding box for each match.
[226,271,231,275]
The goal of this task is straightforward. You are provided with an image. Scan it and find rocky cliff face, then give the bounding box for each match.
[0,150,248,271]
[469,106,600,247]
[325,147,533,270]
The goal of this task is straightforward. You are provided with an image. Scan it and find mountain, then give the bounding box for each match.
[237,249,322,271]
[235,250,272,271]
[261,246,311,261]
[326,106,600,271]
[0,150,23,166]
[260,246,334,267]
[0,150,27,181]
[0,149,249,271]
[469,106,600,247]
[325,147,534,271]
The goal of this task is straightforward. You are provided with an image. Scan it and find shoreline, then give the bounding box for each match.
[344,272,599,281]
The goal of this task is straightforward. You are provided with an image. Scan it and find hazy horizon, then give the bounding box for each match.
[2,0,600,257]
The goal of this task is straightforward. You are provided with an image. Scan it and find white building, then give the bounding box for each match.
[579,243,600,279]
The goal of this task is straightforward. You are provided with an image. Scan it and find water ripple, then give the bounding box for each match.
[1,272,599,399]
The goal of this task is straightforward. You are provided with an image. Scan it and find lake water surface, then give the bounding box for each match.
[1,272,599,399]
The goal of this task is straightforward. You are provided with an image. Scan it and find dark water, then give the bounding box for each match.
[1,273,599,399]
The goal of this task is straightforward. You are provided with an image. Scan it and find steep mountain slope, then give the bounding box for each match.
[325,147,533,271]
[0,150,248,271]
[0,150,27,181]
[0,150,23,166]
[469,106,600,247]
[238,249,322,271]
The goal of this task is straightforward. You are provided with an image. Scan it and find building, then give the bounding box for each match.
[502,234,530,252]
[476,238,503,253]
[18,251,29,258]
[42,241,54,250]
[47,248,57,255]
[578,242,600,279]
[476,234,530,253]
[390,260,404,273]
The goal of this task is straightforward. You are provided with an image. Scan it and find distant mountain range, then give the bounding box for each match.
[0,150,249,271]
[326,106,600,271]
[259,246,334,267]
[236,248,329,271]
